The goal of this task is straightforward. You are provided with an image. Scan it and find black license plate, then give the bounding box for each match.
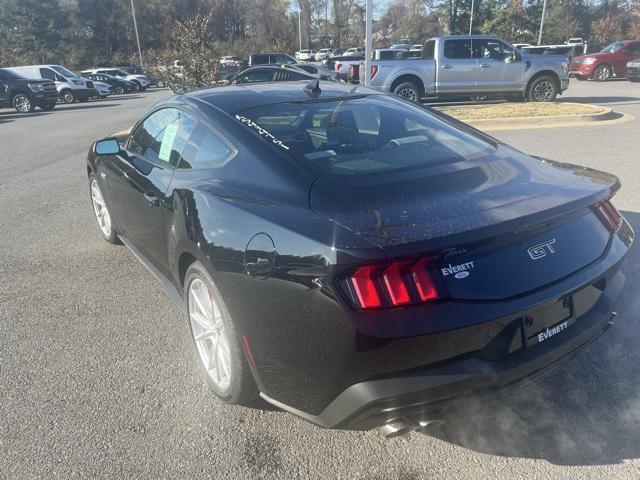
[523,296,573,347]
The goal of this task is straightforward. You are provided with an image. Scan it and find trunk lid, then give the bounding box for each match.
[310,146,619,300]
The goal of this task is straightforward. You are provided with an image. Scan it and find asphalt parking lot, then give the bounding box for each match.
[1,80,640,479]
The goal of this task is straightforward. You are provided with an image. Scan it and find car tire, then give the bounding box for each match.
[527,75,558,102]
[88,174,121,244]
[61,90,75,103]
[40,103,56,111]
[113,85,125,95]
[12,93,35,113]
[592,64,611,82]
[393,81,421,103]
[132,82,141,92]
[185,261,258,405]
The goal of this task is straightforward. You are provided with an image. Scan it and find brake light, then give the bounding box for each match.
[351,265,382,308]
[343,258,446,310]
[371,65,379,79]
[335,63,342,72]
[593,200,622,232]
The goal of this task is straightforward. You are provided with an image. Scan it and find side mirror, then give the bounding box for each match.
[512,50,522,63]
[94,138,121,155]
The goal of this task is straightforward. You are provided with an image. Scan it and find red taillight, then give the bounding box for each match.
[351,265,382,308]
[344,258,445,310]
[409,258,438,302]
[593,200,622,232]
[371,65,379,79]
[335,63,342,72]
[382,262,411,306]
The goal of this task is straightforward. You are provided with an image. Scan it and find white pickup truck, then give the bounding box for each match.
[360,35,570,102]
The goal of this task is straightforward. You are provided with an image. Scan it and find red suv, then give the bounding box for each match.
[571,40,640,81]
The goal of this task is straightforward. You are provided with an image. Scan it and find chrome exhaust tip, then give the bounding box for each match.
[377,416,445,438]
[376,419,416,439]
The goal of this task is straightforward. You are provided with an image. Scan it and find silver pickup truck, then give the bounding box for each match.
[364,35,570,102]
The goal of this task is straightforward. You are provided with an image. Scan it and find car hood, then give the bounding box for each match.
[574,52,609,61]
[309,144,619,257]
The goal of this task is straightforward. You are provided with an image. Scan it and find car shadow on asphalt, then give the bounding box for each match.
[421,210,640,466]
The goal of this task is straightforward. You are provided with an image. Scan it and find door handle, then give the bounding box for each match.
[442,64,453,69]
[143,194,161,207]
[480,64,491,68]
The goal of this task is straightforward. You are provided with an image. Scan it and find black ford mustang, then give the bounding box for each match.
[87,81,633,435]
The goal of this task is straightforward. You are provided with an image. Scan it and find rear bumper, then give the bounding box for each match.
[263,269,624,429]
[255,219,633,429]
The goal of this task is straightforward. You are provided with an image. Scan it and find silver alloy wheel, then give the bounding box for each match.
[532,81,554,101]
[13,94,31,113]
[188,278,232,391]
[62,91,75,103]
[90,179,112,237]
[114,86,124,95]
[397,87,418,102]
[595,66,610,81]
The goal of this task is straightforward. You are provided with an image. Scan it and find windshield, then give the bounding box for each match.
[0,69,26,80]
[51,65,77,78]
[236,95,494,176]
[601,42,623,53]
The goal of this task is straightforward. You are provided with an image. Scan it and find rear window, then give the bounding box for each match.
[235,95,493,176]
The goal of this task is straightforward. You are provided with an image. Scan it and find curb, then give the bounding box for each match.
[435,102,627,131]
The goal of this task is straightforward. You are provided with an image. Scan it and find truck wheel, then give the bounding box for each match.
[12,93,35,113]
[592,65,611,81]
[393,82,420,102]
[528,75,558,102]
[61,90,75,103]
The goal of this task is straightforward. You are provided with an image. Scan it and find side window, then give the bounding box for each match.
[179,123,234,169]
[252,55,268,65]
[444,39,472,59]
[128,108,197,167]
[238,69,274,83]
[274,70,308,81]
[630,43,640,53]
[423,41,435,59]
[39,68,56,81]
[473,39,515,62]
[276,54,295,64]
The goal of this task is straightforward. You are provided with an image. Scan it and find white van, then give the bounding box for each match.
[7,65,95,103]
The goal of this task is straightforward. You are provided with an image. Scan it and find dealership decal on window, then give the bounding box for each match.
[235,114,290,150]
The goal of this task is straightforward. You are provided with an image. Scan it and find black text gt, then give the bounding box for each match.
[87,81,633,435]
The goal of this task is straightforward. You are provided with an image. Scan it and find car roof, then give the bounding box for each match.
[187,81,378,114]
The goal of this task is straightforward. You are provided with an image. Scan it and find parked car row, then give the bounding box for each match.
[0,63,157,113]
